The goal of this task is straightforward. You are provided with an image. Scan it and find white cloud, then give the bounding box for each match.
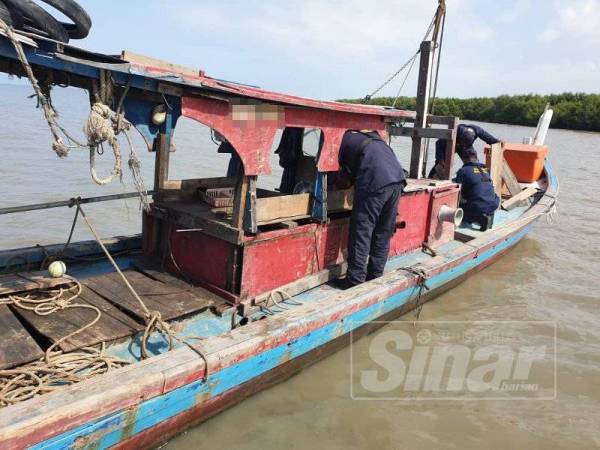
[540,0,600,43]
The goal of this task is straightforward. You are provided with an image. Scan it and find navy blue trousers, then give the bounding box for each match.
[347,183,402,285]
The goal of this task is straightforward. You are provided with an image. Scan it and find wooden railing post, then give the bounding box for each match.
[441,116,458,180]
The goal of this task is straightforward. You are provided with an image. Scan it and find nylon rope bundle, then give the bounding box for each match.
[0,280,130,406]
[0,17,149,211]
[0,205,210,407]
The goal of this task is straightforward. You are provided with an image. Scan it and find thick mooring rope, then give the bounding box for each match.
[0,18,149,211]
[0,280,130,406]
[0,17,85,157]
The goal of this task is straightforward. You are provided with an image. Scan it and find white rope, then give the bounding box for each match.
[0,18,149,210]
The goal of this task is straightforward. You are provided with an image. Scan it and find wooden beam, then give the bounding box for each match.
[252,262,347,307]
[0,272,72,296]
[489,143,504,198]
[390,126,453,140]
[501,161,522,198]
[409,41,434,179]
[244,176,258,233]
[441,116,458,180]
[153,133,170,192]
[255,193,311,225]
[501,186,539,211]
[232,176,249,230]
[121,50,200,78]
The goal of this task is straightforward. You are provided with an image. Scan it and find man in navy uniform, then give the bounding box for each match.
[335,130,406,288]
[429,124,500,179]
[453,146,500,227]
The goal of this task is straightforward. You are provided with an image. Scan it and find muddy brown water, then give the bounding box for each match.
[1,85,599,449]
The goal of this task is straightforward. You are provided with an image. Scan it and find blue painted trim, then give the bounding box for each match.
[311,172,327,223]
[31,223,534,450]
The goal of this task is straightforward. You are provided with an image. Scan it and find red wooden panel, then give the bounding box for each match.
[181,97,392,175]
[241,232,317,298]
[389,191,431,256]
[427,186,460,248]
[318,219,349,269]
[168,229,232,289]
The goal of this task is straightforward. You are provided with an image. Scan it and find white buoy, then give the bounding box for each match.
[48,261,67,278]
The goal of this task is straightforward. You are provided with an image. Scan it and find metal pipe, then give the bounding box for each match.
[0,191,154,215]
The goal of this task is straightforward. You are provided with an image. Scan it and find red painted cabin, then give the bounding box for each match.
[142,93,460,304]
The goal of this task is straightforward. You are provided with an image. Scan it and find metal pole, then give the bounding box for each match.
[409,41,434,179]
[0,191,155,216]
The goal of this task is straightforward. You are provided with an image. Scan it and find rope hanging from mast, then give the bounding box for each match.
[363,0,447,107]
[0,17,150,211]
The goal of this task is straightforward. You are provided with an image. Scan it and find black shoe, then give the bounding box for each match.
[366,273,383,281]
[330,277,357,290]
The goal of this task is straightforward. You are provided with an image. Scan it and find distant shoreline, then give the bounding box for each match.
[339,93,600,133]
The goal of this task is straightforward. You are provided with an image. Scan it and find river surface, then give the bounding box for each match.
[1,84,599,449]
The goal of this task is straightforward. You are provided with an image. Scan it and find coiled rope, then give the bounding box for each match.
[0,17,149,211]
[0,280,130,406]
[0,205,209,407]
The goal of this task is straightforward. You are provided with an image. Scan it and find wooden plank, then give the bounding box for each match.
[154,133,170,192]
[255,193,311,225]
[409,41,434,178]
[441,117,458,180]
[0,305,44,369]
[162,176,237,193]
[0,272,71,296]
[130,257,220,309]
[79,288,145,331]
[390,126,453,140]
[501,161,523,197]
[501,186,539,211]
[12,287,142,353]
[121,50,200,77]
[232,176,249,230]
[252,262,347,306]
[84,271,212,321]
[489,143,504,199]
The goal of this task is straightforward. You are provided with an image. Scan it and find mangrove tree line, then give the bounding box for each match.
[340,93,600,132]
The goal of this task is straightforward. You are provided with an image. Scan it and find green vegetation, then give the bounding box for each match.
[339,94,600,132]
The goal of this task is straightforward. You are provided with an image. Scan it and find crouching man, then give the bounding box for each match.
[454,146,500,229]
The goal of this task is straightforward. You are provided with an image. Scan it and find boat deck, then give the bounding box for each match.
[0,202,532,372]
[0,260,221,370]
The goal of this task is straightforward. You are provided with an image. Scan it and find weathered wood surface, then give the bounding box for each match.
[130,258,220,309]
[84,270,211,322]
[502,161,522,197]
[0,305,44,369]
[255,193,311,225]
[502,186,539,211]
[0,272,72,296]
[489,143,504,198]
[13,287,143,352]
[121,50,200,78]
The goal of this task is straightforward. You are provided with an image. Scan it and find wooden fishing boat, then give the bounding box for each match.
[0,6,557,449]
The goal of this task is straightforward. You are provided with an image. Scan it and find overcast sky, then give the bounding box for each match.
[2,0,599,100]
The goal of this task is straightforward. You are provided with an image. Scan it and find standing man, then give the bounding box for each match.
[335,130,406,288]
[429,124,500,179]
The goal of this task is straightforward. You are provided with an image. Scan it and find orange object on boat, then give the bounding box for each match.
[485,143,548,183]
